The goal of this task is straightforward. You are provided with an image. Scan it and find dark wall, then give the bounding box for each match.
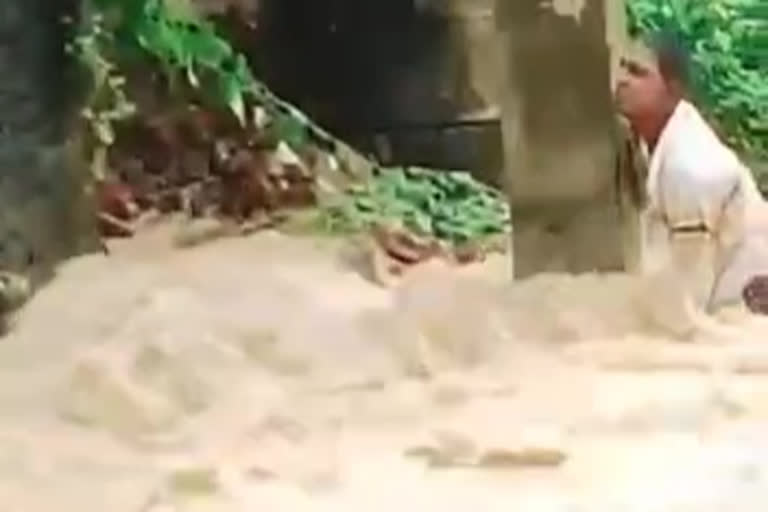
[0,0,97,285]
[219,0,503,182]
[246,0,453,134]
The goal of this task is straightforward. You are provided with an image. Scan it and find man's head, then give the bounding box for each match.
[615,32,691,124]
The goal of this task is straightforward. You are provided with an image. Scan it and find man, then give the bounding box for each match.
[614,33,768,338]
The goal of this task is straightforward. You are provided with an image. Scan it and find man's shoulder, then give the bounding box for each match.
[667,102,741,175]
[667,135,738,173]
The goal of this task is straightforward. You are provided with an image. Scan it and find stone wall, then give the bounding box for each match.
[0,0,98,287]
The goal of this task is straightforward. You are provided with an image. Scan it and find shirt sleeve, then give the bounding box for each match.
[657,149,743,234]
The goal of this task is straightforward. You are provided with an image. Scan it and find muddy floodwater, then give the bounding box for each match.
[3,223,768,511]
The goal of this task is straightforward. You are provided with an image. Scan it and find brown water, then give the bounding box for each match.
[3,223,768,511]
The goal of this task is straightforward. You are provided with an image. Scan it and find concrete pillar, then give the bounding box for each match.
[496,0,625,277]
[605,0,628,89]
[0,0,98,286]
[606,1,646,273]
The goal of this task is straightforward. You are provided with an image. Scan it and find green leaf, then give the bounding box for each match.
[271,114,308,150]
[217,72,245,124]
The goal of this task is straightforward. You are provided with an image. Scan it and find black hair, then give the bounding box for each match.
[647,30,692,91]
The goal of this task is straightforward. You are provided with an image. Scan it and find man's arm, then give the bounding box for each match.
[639,155,746,339]
[614,116,648,272]
[614,115,647,212]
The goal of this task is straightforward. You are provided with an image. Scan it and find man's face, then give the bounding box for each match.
[615,48,670,120]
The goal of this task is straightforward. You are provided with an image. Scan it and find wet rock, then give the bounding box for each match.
[109,98,324,232]
[0,271,30,314]
[453,240,486,264]
[0,270,30,333]
[98,181,139,221]
[368,224,445,287]
[167,466,220,496]
[273,141,306,177]
[476,447,566,468]
[406,423,567,469]
[218,148,276,219]
[310,150,348,203]
[97,180,140,238]
[334,141,375,182]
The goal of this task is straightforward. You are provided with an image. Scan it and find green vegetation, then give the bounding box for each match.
[69,0,326,178]
[318,167,510,245]
[627,0,767,161]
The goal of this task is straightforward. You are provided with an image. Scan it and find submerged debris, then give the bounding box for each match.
[97,180,140,238]
[97,97,377,244]
[102,105,316,232]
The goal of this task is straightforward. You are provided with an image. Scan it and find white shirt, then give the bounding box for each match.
[638,100,765,311]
